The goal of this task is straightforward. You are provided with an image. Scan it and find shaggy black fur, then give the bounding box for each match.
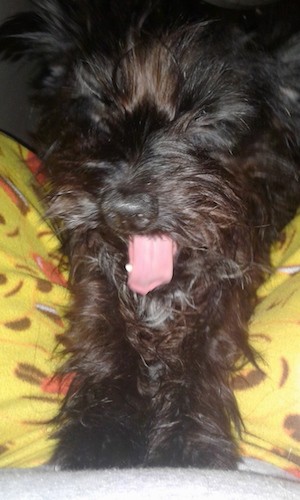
[1,0,300,469]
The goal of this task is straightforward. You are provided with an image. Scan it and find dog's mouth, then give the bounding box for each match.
[125,234,177,295]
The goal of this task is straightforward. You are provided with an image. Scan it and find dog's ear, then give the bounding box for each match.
[0,12,41,62]
[275,34,300,146]
[0,2,82,94]
[0,1,140,93]
[0,3,72,63]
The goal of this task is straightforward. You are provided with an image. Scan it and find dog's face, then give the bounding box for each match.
[44,27,257,296]
[1,1,298,299]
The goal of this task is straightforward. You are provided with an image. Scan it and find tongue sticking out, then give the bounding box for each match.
[126,235,177,295]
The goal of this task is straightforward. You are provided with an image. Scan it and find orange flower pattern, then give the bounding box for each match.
[0,132,69,467]
[233,213,300,478]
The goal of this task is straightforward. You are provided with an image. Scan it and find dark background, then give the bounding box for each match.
[0,1,33,145]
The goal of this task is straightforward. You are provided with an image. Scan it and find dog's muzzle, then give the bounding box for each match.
[101,190,177,295]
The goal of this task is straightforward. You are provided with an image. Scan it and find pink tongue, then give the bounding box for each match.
[127,235,176,295]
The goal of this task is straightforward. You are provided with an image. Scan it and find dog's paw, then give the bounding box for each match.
[145,433,238,469]
[51,421,144,470]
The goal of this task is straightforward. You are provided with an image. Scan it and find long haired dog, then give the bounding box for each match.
[1,0,300,469]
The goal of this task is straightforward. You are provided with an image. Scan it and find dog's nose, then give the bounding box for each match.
[102,191,158,232]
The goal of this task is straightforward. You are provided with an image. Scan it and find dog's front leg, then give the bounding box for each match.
[51,278,146,469]
[145,327,240,469]
[51,373,146,470]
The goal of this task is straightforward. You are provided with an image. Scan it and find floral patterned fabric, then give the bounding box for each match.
[0,132,69,467]
[0,132,299,477]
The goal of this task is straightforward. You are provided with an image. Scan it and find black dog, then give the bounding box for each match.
[1,0,300,469]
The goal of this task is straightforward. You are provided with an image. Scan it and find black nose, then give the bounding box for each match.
[102,190,158,232]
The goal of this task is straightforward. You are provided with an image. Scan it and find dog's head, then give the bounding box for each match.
[1,1,300,297]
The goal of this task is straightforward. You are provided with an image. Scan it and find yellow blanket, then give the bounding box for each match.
[0,132,299,476]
